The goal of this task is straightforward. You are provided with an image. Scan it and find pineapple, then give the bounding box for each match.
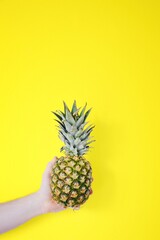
[50,101,95,208]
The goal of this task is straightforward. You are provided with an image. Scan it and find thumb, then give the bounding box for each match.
[43,156,58,178]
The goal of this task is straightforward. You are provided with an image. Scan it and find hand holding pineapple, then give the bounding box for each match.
[40,156,93,212]
[37,156,67,213]
[0,156,93,234]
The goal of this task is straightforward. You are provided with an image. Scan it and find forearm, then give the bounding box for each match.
[0,191,43,234]
[0,158,66,234]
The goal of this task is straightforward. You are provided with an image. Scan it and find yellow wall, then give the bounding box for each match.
[0,0,160,239]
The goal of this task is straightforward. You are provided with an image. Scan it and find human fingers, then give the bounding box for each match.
[90,188,93,195]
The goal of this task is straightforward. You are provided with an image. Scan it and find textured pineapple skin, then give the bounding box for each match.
[50,155,93,208]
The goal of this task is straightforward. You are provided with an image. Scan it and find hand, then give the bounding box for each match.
[37,156,66,213]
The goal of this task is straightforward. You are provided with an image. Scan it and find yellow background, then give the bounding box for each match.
[0,0,160,239]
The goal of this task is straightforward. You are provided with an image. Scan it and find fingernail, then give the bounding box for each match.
[73,207,80,210]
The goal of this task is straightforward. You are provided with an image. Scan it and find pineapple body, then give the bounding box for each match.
[51,155,92,208]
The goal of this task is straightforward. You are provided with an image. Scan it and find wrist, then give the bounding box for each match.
[30,191,47,216]
[35,190,52,214]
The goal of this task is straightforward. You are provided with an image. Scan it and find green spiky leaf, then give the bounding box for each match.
[66,109,75,125]
[63,120,72,132]
[71,100,77,114]
[76,114,85,128]
[52,111,63,121]
[84,108,92,122]
[79,103,87,117]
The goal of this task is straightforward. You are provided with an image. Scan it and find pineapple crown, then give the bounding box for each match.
[52,100,95,156]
